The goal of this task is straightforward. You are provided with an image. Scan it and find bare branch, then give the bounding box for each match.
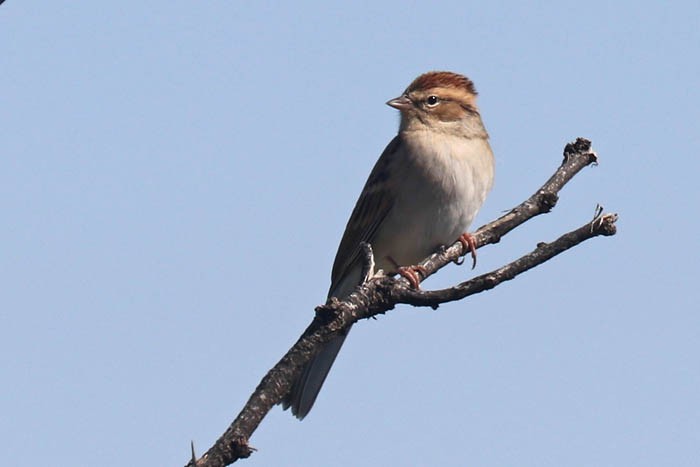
[188,138,614,466]
[394,212,617,307]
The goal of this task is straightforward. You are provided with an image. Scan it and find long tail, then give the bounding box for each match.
[282,328,351,419]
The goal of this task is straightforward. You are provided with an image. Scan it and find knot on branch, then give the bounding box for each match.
[592,213,618,236]
[193,437,254,467]
[315,297,342,324]
[535,191,559,213]
[229,437,255,459]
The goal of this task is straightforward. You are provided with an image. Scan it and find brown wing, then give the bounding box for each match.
[329,136,402,294]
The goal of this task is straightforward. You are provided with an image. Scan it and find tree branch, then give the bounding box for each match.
[393,211,617,308]
[187,137,616,466]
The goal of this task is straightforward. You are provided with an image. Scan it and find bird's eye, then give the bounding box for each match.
[426,95,440,107]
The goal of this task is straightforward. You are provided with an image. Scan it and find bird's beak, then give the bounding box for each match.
[386,94,412,110]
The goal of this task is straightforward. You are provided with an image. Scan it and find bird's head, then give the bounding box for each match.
[387,71,486,137]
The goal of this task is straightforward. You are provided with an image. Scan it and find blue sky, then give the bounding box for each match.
[1,2,698,466]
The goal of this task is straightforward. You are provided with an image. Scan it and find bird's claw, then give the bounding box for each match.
[397,265,427,289]
[457,233,478,269]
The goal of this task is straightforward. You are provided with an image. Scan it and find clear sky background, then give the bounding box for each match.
[2,2,699,466]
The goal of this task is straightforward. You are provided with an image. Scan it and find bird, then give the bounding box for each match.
[282,71,495,419]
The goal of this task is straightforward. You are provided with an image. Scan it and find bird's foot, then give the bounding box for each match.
[396,265,427,289]
[457,232,478,269]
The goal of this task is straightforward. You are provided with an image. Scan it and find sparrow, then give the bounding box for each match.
[282,71,495,419]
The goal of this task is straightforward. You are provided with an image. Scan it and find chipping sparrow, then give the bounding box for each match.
[282,71,495,419]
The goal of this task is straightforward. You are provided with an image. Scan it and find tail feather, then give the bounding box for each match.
[283,329,350,419]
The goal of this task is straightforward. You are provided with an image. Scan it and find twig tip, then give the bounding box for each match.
[563,137,597,166]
